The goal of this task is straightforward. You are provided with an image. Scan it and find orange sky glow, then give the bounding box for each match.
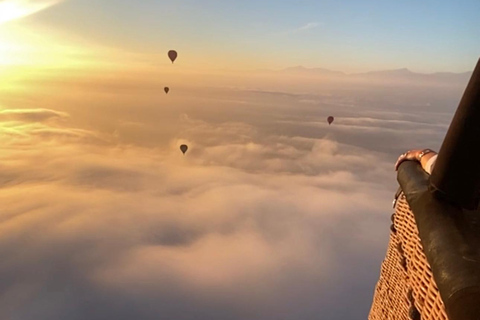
[0,1,476,319]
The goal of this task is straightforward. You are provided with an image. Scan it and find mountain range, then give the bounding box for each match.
[272,66,473,83]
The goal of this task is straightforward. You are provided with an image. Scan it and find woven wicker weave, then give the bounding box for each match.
[368,192,448,320]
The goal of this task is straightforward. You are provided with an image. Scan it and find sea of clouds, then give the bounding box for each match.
[0,71,466,319]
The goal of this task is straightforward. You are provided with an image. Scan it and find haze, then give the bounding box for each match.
[0,1,477,319]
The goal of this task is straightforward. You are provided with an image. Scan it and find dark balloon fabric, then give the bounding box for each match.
[168,50,178,63]
[180,144,188,154]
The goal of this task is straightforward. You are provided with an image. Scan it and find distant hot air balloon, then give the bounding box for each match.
[168,50,178,63]
[164,87,170,94]
[180,144,188,155]
[327,116,334,125]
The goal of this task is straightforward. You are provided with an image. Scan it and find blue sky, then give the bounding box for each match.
[23,0,479,72]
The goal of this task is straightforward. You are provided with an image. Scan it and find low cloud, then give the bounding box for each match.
[0,103,391,319]
[0,72,457,319]
[0,108,68,122]
[0,110,109,148]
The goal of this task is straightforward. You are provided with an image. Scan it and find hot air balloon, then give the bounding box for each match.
[180,144,188,155]
[168,50,177,63]
[327,116,334,125]
[164,87,169,94]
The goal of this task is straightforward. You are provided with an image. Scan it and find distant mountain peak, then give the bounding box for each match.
[289,65,307,70]
[395,67,412,73]
[361,68,413,75]
[261,66,472,84]
[280,66,345,75]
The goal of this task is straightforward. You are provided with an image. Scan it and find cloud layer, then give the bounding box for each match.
[0,69,462,319]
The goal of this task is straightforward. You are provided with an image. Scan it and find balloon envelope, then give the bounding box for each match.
[180,144,188,154]
[168,50,177,63]
[164,87,169,94]
[327,116,334,125]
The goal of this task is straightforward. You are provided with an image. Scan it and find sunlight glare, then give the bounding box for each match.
[0,0,57,24]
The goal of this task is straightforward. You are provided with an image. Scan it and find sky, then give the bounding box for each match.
[0,0,479,72]
[0,1,478,320]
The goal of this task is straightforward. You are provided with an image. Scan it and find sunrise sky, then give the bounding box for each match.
[0,1,478,320]
[1,0,479,72]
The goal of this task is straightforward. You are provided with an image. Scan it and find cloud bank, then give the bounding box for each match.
[0,69,461,319]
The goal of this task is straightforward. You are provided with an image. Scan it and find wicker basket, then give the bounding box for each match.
[368,192,448,320]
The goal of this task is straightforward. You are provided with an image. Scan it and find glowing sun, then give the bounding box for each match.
[0,0,58,24]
